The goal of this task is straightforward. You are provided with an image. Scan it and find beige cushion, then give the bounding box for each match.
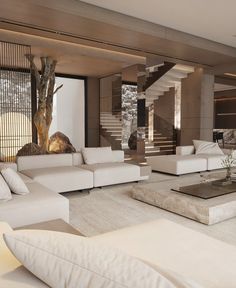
[17,154,73,171]
[176,146,195,156]
[112,150,125,162]
[3,229,178,288]
[193,140,224,155]
[0,174,12,201]
[21,166,93,193]
[196,154,227,170]
[147,155,207,175]
[0,222,48,288]
[82,147,113,164]
[1,168,29,195]
[72,152,84,166]
[0,182,69,228]
[93,219,236,288]
[82,162,140,187]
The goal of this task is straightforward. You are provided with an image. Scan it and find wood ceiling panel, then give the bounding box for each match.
[1,0,236,67]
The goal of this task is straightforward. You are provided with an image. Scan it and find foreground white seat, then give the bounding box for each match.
[1,219,235,288]
[93,219,236,288]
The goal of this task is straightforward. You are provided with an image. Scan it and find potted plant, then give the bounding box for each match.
[221,151,236,182]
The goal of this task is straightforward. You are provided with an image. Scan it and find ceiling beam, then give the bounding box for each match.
[1,0,236,67]
[208,62,236,75]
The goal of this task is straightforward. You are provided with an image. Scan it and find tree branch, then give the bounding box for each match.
[25,54,40,89]
[53,84,63,95]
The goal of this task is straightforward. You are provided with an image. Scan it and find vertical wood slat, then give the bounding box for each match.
[0,41,32,162]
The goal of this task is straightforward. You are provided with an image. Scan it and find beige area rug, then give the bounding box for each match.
[65,171,236,246]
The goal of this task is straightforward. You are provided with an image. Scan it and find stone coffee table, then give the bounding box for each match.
[132,175,236,225]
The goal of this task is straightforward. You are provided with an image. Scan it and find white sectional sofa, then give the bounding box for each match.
[17,149,145,192]
[0,164,69,228]
[147,144,233,175]
[0,181,69,228]
[0,149,147,228]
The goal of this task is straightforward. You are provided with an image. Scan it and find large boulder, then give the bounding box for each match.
[17,143,44,156]
[128,131,137,150]
[48,131,76,153]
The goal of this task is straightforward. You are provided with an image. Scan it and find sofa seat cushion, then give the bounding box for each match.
[147,155,207,175]
[0,222,48,288]
[0,182,69,228]
[82,163,140,187]
[93,219,236,288]
[196,154,227,170]
[21,166,93,193]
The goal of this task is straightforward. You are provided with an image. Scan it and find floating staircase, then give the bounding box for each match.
[145,128,176,157]
[145,63,194,106]
[100,112,122,149]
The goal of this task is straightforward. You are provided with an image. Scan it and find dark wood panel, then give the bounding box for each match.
[215,99,236,129]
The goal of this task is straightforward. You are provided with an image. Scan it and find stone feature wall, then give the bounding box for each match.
[121,84,137,147]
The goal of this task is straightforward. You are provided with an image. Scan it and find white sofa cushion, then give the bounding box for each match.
[196,154,227,170]
[112,150,125,162]
[193,140,224,155]
[1,168,29,195]
[82,147,113,164]
[93,219,236,288]
[0,174,12,201]
[3,229,178,288]
[0,162,17,171]
[72,152,84,166]
[176,146,195,156]
[147,155,207,175]
[21,166,93,193]
[0,182,69,228]
[17,154,73,171]
[0,222,48,288]
[82,162,140,187]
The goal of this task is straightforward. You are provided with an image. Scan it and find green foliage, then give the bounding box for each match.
[221,151,236,169]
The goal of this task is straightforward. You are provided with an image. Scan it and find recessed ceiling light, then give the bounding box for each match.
[224,73,236,77]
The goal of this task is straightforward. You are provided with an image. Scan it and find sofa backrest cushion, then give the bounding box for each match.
[112,150,124,162]
[82,147,114,165]
[176,146,195,156]
[193,140,224,155]
[72,152,84,166]
[0,175,12,201]
[17,154,73,171]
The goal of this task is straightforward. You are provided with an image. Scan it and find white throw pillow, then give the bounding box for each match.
[82,147,114,164]
[0,174,12,201]
[4,229,178,288]
[1,168,29,195]
[193,140,224,155]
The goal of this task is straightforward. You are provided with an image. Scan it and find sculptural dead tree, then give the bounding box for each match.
[26,55,63,153]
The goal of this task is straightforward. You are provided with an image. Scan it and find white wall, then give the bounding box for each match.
[49,77,85,150]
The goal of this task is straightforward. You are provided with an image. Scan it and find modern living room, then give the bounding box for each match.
[1,1,236,288]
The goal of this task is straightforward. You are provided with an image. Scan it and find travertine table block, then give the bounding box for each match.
[132,175,236,225]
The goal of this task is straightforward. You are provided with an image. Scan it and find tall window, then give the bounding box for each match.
[0,42,31,161]
[49,76,85,150]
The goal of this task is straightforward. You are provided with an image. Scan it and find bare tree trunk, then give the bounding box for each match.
[26,55,63,153]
